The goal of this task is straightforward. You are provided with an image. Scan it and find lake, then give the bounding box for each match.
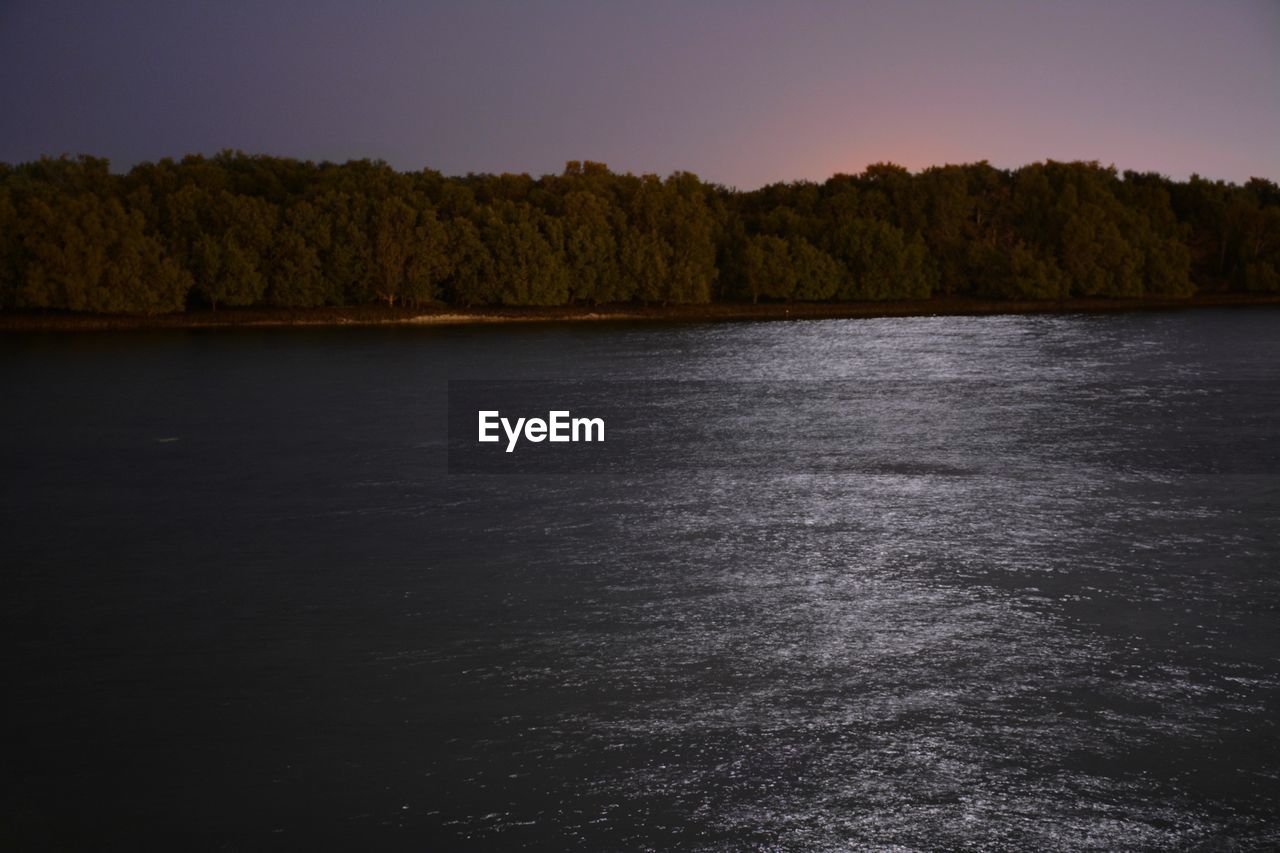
[2,309,1278,849]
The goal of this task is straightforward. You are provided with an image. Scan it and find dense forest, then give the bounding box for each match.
[0,154,1277,314]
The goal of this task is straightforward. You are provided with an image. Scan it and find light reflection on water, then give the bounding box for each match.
[2,310,1278,849]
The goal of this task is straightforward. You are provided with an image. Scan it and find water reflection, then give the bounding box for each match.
[1,310,1278,848]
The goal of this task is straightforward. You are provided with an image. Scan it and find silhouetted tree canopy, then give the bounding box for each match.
[0,153,1275,314]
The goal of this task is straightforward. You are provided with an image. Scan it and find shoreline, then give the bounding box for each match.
[2,293,1279,332]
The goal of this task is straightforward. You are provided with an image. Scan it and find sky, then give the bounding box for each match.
[0,0,1276,188]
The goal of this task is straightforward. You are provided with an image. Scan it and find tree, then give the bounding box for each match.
[0,181,18,308]
[195,233,266,309]
[18,193,189,313]
[563,190,621,304]
[403,207,452,307]
[1,153,1274,314]
[371,197,416,306]
[828,217,931,300]
[790,237,843,301]
[445,217,497,306]
[741,235,794,302]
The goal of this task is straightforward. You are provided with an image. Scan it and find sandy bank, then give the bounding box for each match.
[3,294,1278,332]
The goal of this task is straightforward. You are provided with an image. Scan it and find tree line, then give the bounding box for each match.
[0,153,1276,314]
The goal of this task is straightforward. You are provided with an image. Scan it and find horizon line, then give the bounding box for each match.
[5,150,1276,190]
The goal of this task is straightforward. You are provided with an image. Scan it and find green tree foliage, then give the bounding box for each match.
[1,154,1276,315]
[828,218,931,301]
[619,230,669,305]
[268,202,334,308]
[371,197,416,306]
[484,202,570,306]
[659,172,719,304]
[742,235,795,302]
[790,238,843,301]
[17,191,189,313]
[562,190,620,303]
[0,178,18,308]
[403,207,452,307]
[443,218,497,306]
[191,192,276,308]
[316,191,375,305]
[194,232,265,309]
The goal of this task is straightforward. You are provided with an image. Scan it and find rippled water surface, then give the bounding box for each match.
[3,310,1279,849]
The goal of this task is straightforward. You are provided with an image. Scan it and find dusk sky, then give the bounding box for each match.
[1,0,1276,188]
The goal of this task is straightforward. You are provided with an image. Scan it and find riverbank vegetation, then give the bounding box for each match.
[1,154,1277,315]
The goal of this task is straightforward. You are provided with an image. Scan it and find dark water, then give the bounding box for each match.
[2,310,1279,850]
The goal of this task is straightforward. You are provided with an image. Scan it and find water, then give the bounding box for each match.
[2,310,1278,849]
